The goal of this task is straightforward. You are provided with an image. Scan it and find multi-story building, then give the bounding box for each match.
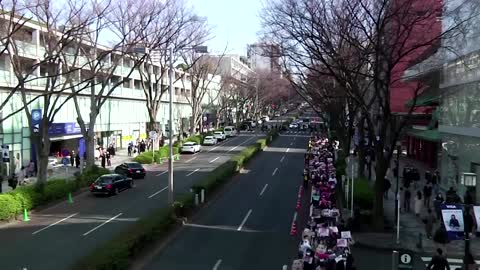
[212,54,254,82]
[0,15,195,167]
[247,43,281,74]
[404,0,480,202]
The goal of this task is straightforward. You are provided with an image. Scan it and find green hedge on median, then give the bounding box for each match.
[0,166,110,221]
[133,146,180,164]
[74,129,281,270]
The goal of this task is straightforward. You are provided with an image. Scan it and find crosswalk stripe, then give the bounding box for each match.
[421,257,480,269]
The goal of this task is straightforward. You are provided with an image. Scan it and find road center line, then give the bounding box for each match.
[237,209,252,231]
[209,157,220,163]
[82,213,123,236]
[286,148,290,153]
[280,156,285,163]
[186,168,200,176]
[156,171,167,176]
[148,186,168,198]
[212,259,222,270]
[186,157,197,163]
[259,184,268,196]
[228,137,256,153]
[290,142,293,146]
[32,213,78,235]
[272,167,278,176]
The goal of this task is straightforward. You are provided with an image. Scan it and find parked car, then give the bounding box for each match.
[213,131,227,141]
[181,141,201,153]
[223,126,236,137]
[203,136,218,145]
[90,174,134,196]
[114,162,146,179]
[289,123,298,129]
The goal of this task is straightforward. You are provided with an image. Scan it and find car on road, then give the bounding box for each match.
[261,116,270,122]
[213,131,227,141]
[223,126,236,137]
[114,162,146,179]
[90,174,134,196]
[289,123,298,129]
[274,112,280,117]
[203,136,218,145]
[181,141,201,153]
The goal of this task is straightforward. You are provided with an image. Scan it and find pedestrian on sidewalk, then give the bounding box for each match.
[427,248,450,270]
[106,151,111,167]
[70,150,75,166]
[432,170,439,195]
[423,182,433,209]
[414,190,423,217]
[433,226,449,255]
[433,193,444,220]
[384,177,391,199]
[403,187,411,212]
[75,152,80,168]
[424,208,436,239]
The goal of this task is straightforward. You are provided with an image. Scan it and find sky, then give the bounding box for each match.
[191,0,263,56]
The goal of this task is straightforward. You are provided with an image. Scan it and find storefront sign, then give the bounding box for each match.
[48,123,81,135]
[474,206,480,233]
[31,109,42,133]
[441,204,464,240]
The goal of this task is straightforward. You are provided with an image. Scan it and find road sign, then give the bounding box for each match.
[1,144,9,162]
[31,109,42,133]
[62,157,70,166]
[398,250,413,269]
[149,131,158,140]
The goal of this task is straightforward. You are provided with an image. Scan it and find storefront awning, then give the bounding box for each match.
[406,129,441,142]
[405,86,440,107]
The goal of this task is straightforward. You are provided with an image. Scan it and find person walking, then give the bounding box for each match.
[75,152,80,168]
[384,177,391,199]
[404,187,411,212]
[70,150,75,166]
[424,208,436,239]
[100,150,106,168]
[414,190,423,217]
[423,182,433,209]
[465,253,478,270]
[427,249,450,270]
[433,193,444,220]
[106,151,111,167]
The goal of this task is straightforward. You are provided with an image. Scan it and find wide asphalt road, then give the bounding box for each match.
[0,134,265,270]
[141,131,309,270]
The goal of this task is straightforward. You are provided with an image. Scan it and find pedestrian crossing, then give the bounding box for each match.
[421,256,480,269]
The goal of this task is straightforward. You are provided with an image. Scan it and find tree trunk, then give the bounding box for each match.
[373,149,388,230]
[357,125,366,178]
[34,136,50,185]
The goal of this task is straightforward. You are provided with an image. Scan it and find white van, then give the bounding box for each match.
[223,126,236,137]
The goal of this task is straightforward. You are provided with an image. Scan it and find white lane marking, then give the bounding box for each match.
[208,136,240,152]
[286,148,290,153]
[292,212,298,223]
[209,157,220,163]
[272,167,278,176]
[186,168,200,176]
[237,209,252,231]
[259,184,268,196]
[290,142,293,146]
[148,186,168,198]
[156,171,167,176]
[186,157,197,163]
[213,259,222,270]
[32,213,78,235]
[82,213,123,236]
[280,156,285,163]
[227,137,256,153]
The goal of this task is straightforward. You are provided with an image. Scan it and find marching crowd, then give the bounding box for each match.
[291,136,356,270]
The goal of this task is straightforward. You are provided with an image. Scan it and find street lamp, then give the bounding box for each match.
[137,45,208,204]
[395,141,401,244]
[461,172,477,269]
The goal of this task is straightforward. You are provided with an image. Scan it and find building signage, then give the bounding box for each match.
[31,109,42,133]
[48,123,81,136]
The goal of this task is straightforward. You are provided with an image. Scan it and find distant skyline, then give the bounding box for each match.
[192,0,263,56]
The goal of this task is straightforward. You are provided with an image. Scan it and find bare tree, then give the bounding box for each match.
[136,0,210,141]
[4,0,96,184]
[261,0,480,228]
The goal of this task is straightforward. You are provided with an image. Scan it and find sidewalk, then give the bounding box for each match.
[356,156,480,257]
[1,149,135,193]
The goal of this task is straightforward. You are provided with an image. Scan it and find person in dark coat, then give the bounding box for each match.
[101,152,106,168]
[427,248,450,270]
[384,177,392,199]
[75,153,80,168]
[70,150,75,166]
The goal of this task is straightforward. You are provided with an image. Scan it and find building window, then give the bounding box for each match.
[0,56,6,70]
[123,78,131,88]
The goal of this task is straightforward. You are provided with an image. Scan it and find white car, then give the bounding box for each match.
[203,136,218,145]
[223,126,236,137]
[261,116,270,122]
[213,131,227,141]
[181,142,201,153]
[289,123,298,129]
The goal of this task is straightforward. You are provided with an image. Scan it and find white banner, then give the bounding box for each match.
[474,206,480,233]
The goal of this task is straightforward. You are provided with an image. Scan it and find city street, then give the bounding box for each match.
[0,134,265,270]
[140,132,308,270]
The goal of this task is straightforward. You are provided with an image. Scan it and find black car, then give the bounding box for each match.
[114,162,146,179]
[90,174,134,196]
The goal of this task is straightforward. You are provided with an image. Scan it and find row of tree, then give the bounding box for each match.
[0,0,292,186]
[261,0,480,228]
